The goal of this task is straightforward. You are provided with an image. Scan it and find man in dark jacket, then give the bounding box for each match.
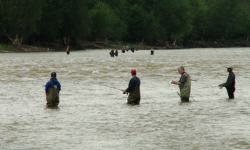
[115,49,118,56]
[151,48,154,55]
[123,69,141,105]
[45,72,61,107]
[110,50,114,57]
[219,66,235,99]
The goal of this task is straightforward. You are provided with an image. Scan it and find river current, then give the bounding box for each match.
[0,48,249,150]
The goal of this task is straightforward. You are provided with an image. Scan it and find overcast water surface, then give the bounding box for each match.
[0,48,250,150]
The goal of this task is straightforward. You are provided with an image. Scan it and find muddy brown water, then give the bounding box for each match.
[0,48,250,149]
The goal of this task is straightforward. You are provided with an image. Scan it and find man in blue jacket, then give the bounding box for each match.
[123,69,141,105]
[45,72,61,107]
[219,66,235,99]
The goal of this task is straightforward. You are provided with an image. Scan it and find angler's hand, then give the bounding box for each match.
[218,84,223,89]
[122,90,128,94]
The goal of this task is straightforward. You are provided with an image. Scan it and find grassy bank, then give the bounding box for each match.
[0,43,18,52]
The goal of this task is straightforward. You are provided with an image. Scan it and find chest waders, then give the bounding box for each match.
[179,73,191,102]
[127,78,141,104]
[46,81,60,107]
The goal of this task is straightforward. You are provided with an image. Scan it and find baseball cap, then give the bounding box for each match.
[226,66,233,69]
[51,72,57,77]
[131,69,136,74]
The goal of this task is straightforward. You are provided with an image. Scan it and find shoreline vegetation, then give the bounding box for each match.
[1,39,250,53]
[1,1,250,53]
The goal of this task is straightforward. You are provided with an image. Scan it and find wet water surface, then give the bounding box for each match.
[0,48,250,149]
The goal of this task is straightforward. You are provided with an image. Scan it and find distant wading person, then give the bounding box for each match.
[115,49,118,56]
[123,69,141,105]
[171,67,191,102]
[45,72,61,107]
[131,46,134,53]
[219,66,235,99]
[214,41,219,48]
[151,48,154,55]
[66,46,71,55]
[110,50,114,57]
[122,46,126,53]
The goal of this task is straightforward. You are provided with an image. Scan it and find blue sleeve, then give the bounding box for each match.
[126,78,137,92]
[45,81,51,92]
[58,82,61,91]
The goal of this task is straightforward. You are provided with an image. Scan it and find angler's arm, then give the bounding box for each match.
[223,76,233,87]
[219,74,234,87]
[123,78,136,93]
[171,80,184,86]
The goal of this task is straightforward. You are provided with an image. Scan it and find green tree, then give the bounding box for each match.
[241,0,250,42]
[188,0,208,41]
[62,0,91,46]
[206,0,247,40]
[155,0,193,42]
[125,4,158,42]
[90,1,119,41]
[0,0,44,48]
[37,0,64,42]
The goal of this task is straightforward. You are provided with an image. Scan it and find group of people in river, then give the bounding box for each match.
[122,45,138,52]
[45,65,235,107]
[109,49,119,57]
[109,47,156,57]
[65,45,155,57]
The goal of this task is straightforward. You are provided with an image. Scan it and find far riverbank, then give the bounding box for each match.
[1,40,250,53]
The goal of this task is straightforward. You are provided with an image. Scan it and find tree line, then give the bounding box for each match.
[0,0,250,48]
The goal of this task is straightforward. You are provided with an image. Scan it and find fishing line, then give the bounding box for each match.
[169,79,196,101]
[103,85,126,94]
[177,92,196,101]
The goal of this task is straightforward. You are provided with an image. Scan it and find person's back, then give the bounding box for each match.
[110,50,114,57]
[127,76,140,104]
[45,72,61,107]
[123,69,141,105]
[115,50,118,56]
[131,47,134,52]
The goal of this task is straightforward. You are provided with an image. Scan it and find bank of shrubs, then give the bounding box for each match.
[0,0,250,47]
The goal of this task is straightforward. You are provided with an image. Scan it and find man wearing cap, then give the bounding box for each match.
[45,72,61,107]
[219,67,235,99]
[171,67,191,102]
[123,69,141,105]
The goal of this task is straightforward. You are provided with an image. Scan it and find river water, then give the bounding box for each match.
[0,48,249,150]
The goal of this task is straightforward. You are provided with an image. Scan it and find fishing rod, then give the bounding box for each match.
[210,85,223,89]
[177,92,196,101]
[103,85,126,94]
